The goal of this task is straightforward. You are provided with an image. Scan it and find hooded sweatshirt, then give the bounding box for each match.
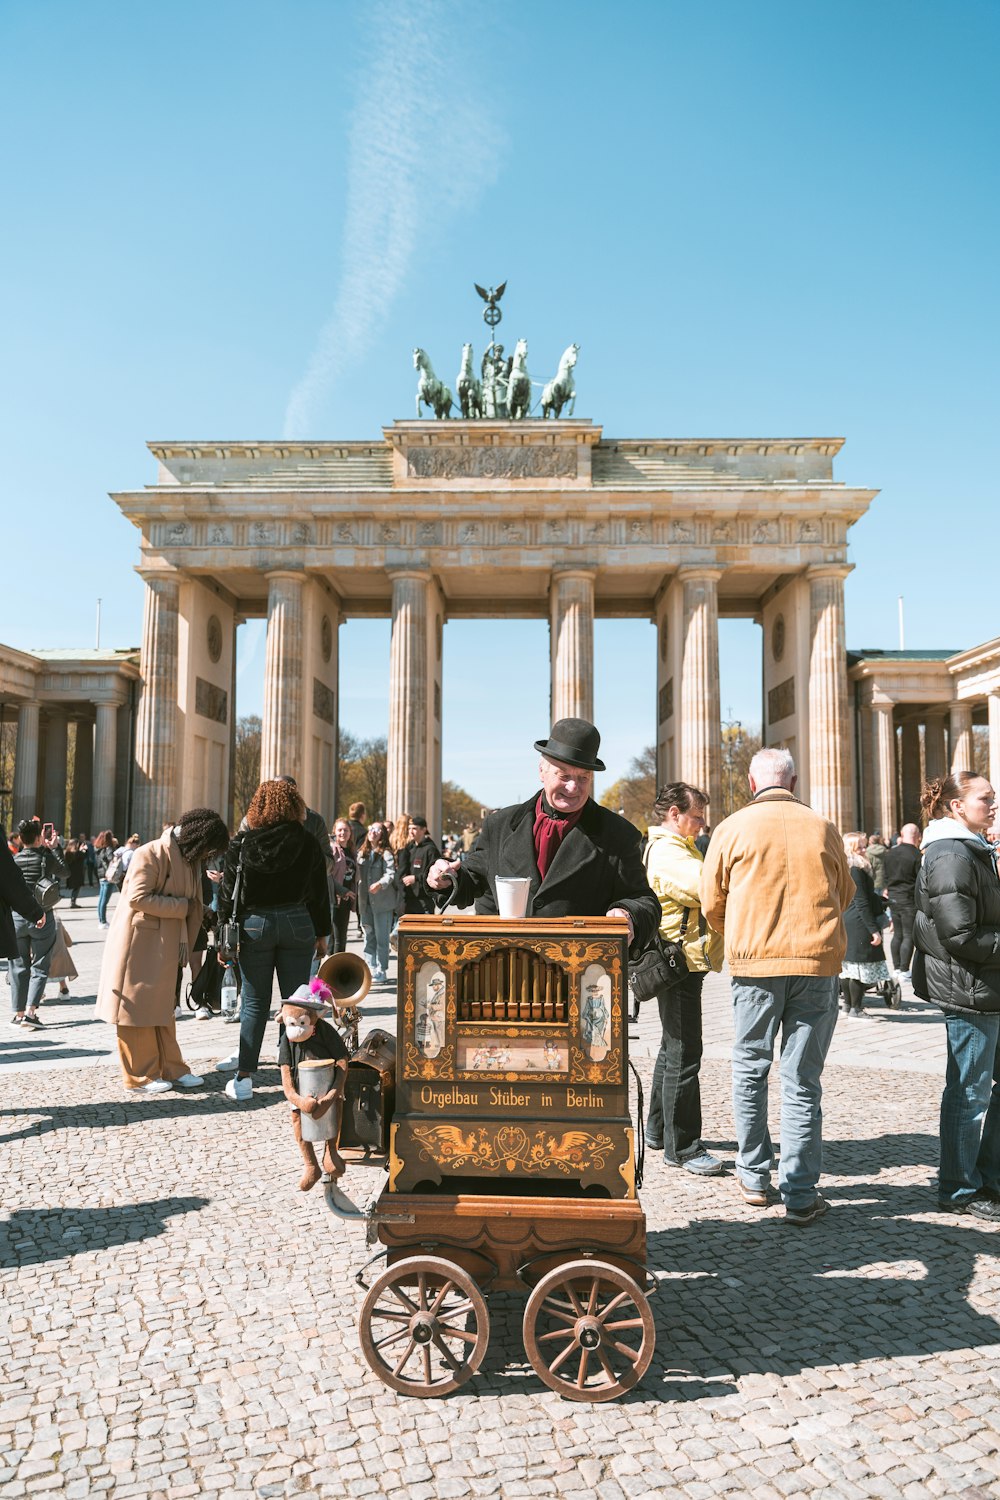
[219,821,331,938]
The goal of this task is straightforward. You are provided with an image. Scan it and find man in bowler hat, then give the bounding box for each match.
[426,717,660,951]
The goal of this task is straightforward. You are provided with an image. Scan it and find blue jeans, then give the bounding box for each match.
[10,911,58,1013]
[647,970,706,1160]
[97,880,114,923]
[362,906,393,977]
[939,1010,1000,1204]
[731,975,839,1211]
[237,905,315,1074]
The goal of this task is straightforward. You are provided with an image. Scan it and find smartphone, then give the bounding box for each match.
[42,822,54,839]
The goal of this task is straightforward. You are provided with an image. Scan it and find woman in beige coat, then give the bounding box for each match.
[97,808,229,1096]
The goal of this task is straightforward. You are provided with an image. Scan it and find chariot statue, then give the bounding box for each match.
[412,282,580,421]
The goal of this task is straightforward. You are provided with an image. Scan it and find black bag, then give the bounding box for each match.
[217,847,245,962]
[186,953,226,1013]
[628,930,688,1004]
[34,875,62,910]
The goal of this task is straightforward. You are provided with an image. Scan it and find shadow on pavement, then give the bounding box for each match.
[0,1074,288,1146]
[643,1156,1000,1396]
[1,1195,210,1267]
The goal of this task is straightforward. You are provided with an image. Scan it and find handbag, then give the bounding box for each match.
[217,847,245,962]
[34,874,62,910]
[628,923,689,1004]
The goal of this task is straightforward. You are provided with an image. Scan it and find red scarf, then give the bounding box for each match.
[532,794,584,880]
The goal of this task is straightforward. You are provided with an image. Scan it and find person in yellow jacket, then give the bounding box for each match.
[644,782,725,1175]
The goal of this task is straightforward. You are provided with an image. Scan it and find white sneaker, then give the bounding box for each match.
[216,1052,240,1072]
[174,1004,184,1018]
[194,1006,212,1020]
[225,1076,252,1102]
[172,1073,203,1088]
[128,1079,172,1097]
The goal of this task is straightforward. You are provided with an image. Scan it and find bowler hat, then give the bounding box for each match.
[534,717,606,772]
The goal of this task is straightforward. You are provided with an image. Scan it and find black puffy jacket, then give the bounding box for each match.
[913,835,1000,1014]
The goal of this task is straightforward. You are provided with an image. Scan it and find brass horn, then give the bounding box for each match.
[317,951,372,1009]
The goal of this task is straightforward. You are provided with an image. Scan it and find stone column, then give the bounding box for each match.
[924,710,948,782]
[260,572,305,784]
[807,565,853,829]
[12,701,41,824]
[678,568,722,809]
[72,717,94,833]
[899,720,922,827]
[133,572,180,838]
[950,702,973,774]
[871,704,897,839]
[42,712,68,830]
[989,694,1000,794]
[386,570,430,820]
[92,701,119,834]
[549,570,595,724]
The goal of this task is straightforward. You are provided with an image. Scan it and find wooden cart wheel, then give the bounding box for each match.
[522,1258,655,1402]
[359,1255,489,1396]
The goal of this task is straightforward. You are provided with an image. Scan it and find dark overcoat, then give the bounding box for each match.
[843,864,885,964]
[446,795,661,954]
[0,830,45,959]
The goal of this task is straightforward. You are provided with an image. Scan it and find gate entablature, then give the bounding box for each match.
[113,420,876,840]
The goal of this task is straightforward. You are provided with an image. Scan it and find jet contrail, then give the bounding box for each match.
[283,0,504,437]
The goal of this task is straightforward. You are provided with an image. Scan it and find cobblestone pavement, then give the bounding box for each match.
[2,892,999,1499]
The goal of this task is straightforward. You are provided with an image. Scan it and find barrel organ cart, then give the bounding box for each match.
[336,914,655,1401]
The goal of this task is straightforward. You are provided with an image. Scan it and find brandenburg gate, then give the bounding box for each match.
[113,419,874,835]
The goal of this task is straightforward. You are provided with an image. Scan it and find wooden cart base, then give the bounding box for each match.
[358,1190,655,1400]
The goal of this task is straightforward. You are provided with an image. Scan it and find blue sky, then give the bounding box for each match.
[1,1,997,806]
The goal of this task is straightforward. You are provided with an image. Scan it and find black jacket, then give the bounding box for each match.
[0,831,45,958]
[445,794,660,954]
[913,836,1000,1014]
[219,821,331,939]
[843,865,885,965]
[398,835,440,915]
[884,842,921,905]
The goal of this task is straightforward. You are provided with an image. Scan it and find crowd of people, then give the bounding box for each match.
[3,718,998,1225]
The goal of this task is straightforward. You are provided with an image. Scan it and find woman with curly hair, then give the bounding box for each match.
[216,779,331,1102]
[96,808,229,1095]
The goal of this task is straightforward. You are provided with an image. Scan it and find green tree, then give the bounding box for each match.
[338,731,387,820]
[600,745,657,832]
[441,780,483,835]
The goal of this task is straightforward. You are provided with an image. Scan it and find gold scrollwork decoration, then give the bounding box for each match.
[403,1042,455,1080]
[568,1046,622,1084]
[411,1123,617,1176]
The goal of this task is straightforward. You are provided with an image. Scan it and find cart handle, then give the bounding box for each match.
[628,1058,646,1190]
[516,1248,659,1298]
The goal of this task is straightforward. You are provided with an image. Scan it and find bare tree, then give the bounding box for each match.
[233,715,262,824]
[599,746,657,831]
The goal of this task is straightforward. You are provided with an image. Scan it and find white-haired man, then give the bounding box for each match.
[700,747,853,1225]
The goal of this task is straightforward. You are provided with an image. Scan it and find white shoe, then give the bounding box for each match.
[195,1006,212,1020]
[172,1073,203,1088]
[174,1004,184,1018]
[128,1079,172,1097]
[225,1076,252,1102]
[216,1052,240,1072]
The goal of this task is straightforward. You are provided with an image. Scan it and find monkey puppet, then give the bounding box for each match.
[277,982,350,1191]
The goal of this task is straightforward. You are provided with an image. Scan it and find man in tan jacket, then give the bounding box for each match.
[700,747,853,1225]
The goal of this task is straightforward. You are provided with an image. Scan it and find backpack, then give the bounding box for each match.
[105,849,126,889]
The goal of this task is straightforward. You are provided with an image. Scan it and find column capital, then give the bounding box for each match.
[265,567,306,583]
[136,565,182,588]
[676,565,723,584]
[387,566,433,584]
[806,562,853,583]
[870,697,896,714]
[550,566,597,582]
